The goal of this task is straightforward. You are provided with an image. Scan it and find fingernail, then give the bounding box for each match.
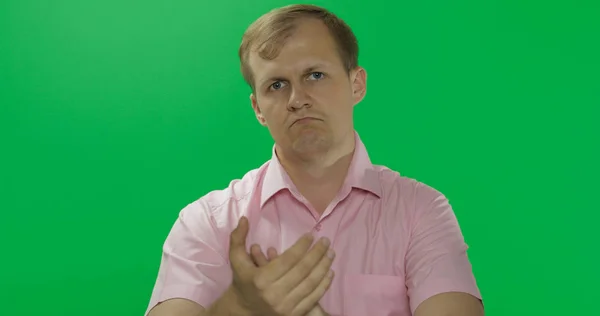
[327,249,335,258]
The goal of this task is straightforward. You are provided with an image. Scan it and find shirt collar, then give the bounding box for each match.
[260,131,382,208]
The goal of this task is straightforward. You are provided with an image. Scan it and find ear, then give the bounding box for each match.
[250,93,267,126]
[350,66,367,106]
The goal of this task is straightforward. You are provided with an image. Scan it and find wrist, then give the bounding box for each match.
[207,286,251,316]
[308,305,329,316]
[318,306,330,316]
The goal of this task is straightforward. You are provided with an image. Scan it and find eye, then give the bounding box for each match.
[308,72,325,80]
[270,81,287,91]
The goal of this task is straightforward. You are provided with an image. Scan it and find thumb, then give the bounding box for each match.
[230,216,249,248]
[229,216,256,273]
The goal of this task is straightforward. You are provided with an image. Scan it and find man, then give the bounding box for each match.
[145,4,483,316]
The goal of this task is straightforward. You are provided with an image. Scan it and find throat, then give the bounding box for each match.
[275,134,356,216]
[285,155,353,216]
[300,183,342,216]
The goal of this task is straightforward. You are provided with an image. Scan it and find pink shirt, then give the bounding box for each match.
[145,133,481,316]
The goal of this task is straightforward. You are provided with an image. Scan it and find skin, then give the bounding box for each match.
[248,18,484,316]
[148,217,335,316]
[251,245,330,316]
[148,16,484,316]
[252,247,484,316]
[149,18,351,316]
[222,217,335,316]
[249,18,367,215]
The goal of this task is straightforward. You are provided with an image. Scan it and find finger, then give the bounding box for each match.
[229,216,249,249]
[258,233,315,285]
[272,237,333,291]
[279,245,334,308]
[251,244,270,267]
[267,247,278,260]
[291,270,335,316]
[229,217,255,273]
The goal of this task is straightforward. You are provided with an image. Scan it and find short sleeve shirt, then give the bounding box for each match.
[145,132,482,316]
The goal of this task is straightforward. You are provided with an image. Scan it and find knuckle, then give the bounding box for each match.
[273,303,289,315]
[320,252,334,266]
[291,308,305,316]
[296,259,314,275]
[314,262,328,274]
[307,271,323,287]
[262,289,278,306]
[231,252,246,266]
[297,275,319,294]
[323,257,334,269]
[312,247,329,262]
[288,248,306,262]
[252,274,267,290]
[315,241,328,252]
[279,254,297,268]
[310,283,326,299]
[298,281,315,296]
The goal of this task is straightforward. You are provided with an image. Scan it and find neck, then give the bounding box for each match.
[275,132,356,213]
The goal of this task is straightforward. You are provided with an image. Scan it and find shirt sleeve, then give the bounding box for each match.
[405,184,482,314]
[144,200,232,316]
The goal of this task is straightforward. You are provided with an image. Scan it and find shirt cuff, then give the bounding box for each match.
[145,284,224,316]
[409,277,482,315]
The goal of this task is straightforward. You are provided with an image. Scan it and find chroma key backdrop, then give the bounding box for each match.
[1,0,598,315]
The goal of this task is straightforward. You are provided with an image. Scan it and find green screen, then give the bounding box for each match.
[1,0,598,315]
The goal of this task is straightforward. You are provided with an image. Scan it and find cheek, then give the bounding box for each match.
[316,82,352,107]
[318,79,350,96]
[260,101,287,123]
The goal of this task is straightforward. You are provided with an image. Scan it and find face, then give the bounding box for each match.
[248,18,367,158]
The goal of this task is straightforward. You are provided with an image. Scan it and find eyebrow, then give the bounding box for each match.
[259,63,328,88]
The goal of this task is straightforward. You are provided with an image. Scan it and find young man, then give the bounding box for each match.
[146,4,483,316]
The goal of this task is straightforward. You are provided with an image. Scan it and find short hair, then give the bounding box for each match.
[238,4,359,91]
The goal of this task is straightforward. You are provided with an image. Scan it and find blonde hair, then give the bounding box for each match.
[238,4,359,90]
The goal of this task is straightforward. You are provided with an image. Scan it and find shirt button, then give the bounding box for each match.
[314,224,322,231]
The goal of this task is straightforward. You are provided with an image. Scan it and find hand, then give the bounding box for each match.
[228,216,336,316]
[305,304,329,316]
[250,246,331,316]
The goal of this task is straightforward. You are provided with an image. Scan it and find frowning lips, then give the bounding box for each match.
[291,116,322,126]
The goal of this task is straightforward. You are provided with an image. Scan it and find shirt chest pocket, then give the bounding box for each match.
[343,274,410,316]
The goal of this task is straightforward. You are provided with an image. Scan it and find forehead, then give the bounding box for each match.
[248,19,343,79]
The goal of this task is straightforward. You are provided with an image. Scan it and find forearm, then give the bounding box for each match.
[307,305,337,316]
[205,286,250,316]
[147,287,248,316]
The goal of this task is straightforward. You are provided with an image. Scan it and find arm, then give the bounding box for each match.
[148,211,333,316]
[147,298,205,316]
[148,287,247,316]
[414,292,484,316]
[405,184,484,316]
[145,200,234,316]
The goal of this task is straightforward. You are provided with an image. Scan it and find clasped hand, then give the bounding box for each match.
[228,216,335,316]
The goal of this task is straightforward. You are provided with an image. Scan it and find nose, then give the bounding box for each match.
[287,86,312,111]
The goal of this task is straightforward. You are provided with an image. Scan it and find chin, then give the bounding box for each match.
[291,131,332,155]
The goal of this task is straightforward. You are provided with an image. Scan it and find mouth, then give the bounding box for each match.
[292,117,320,125]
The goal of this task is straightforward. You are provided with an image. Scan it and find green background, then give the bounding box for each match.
[1,0,598,315]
